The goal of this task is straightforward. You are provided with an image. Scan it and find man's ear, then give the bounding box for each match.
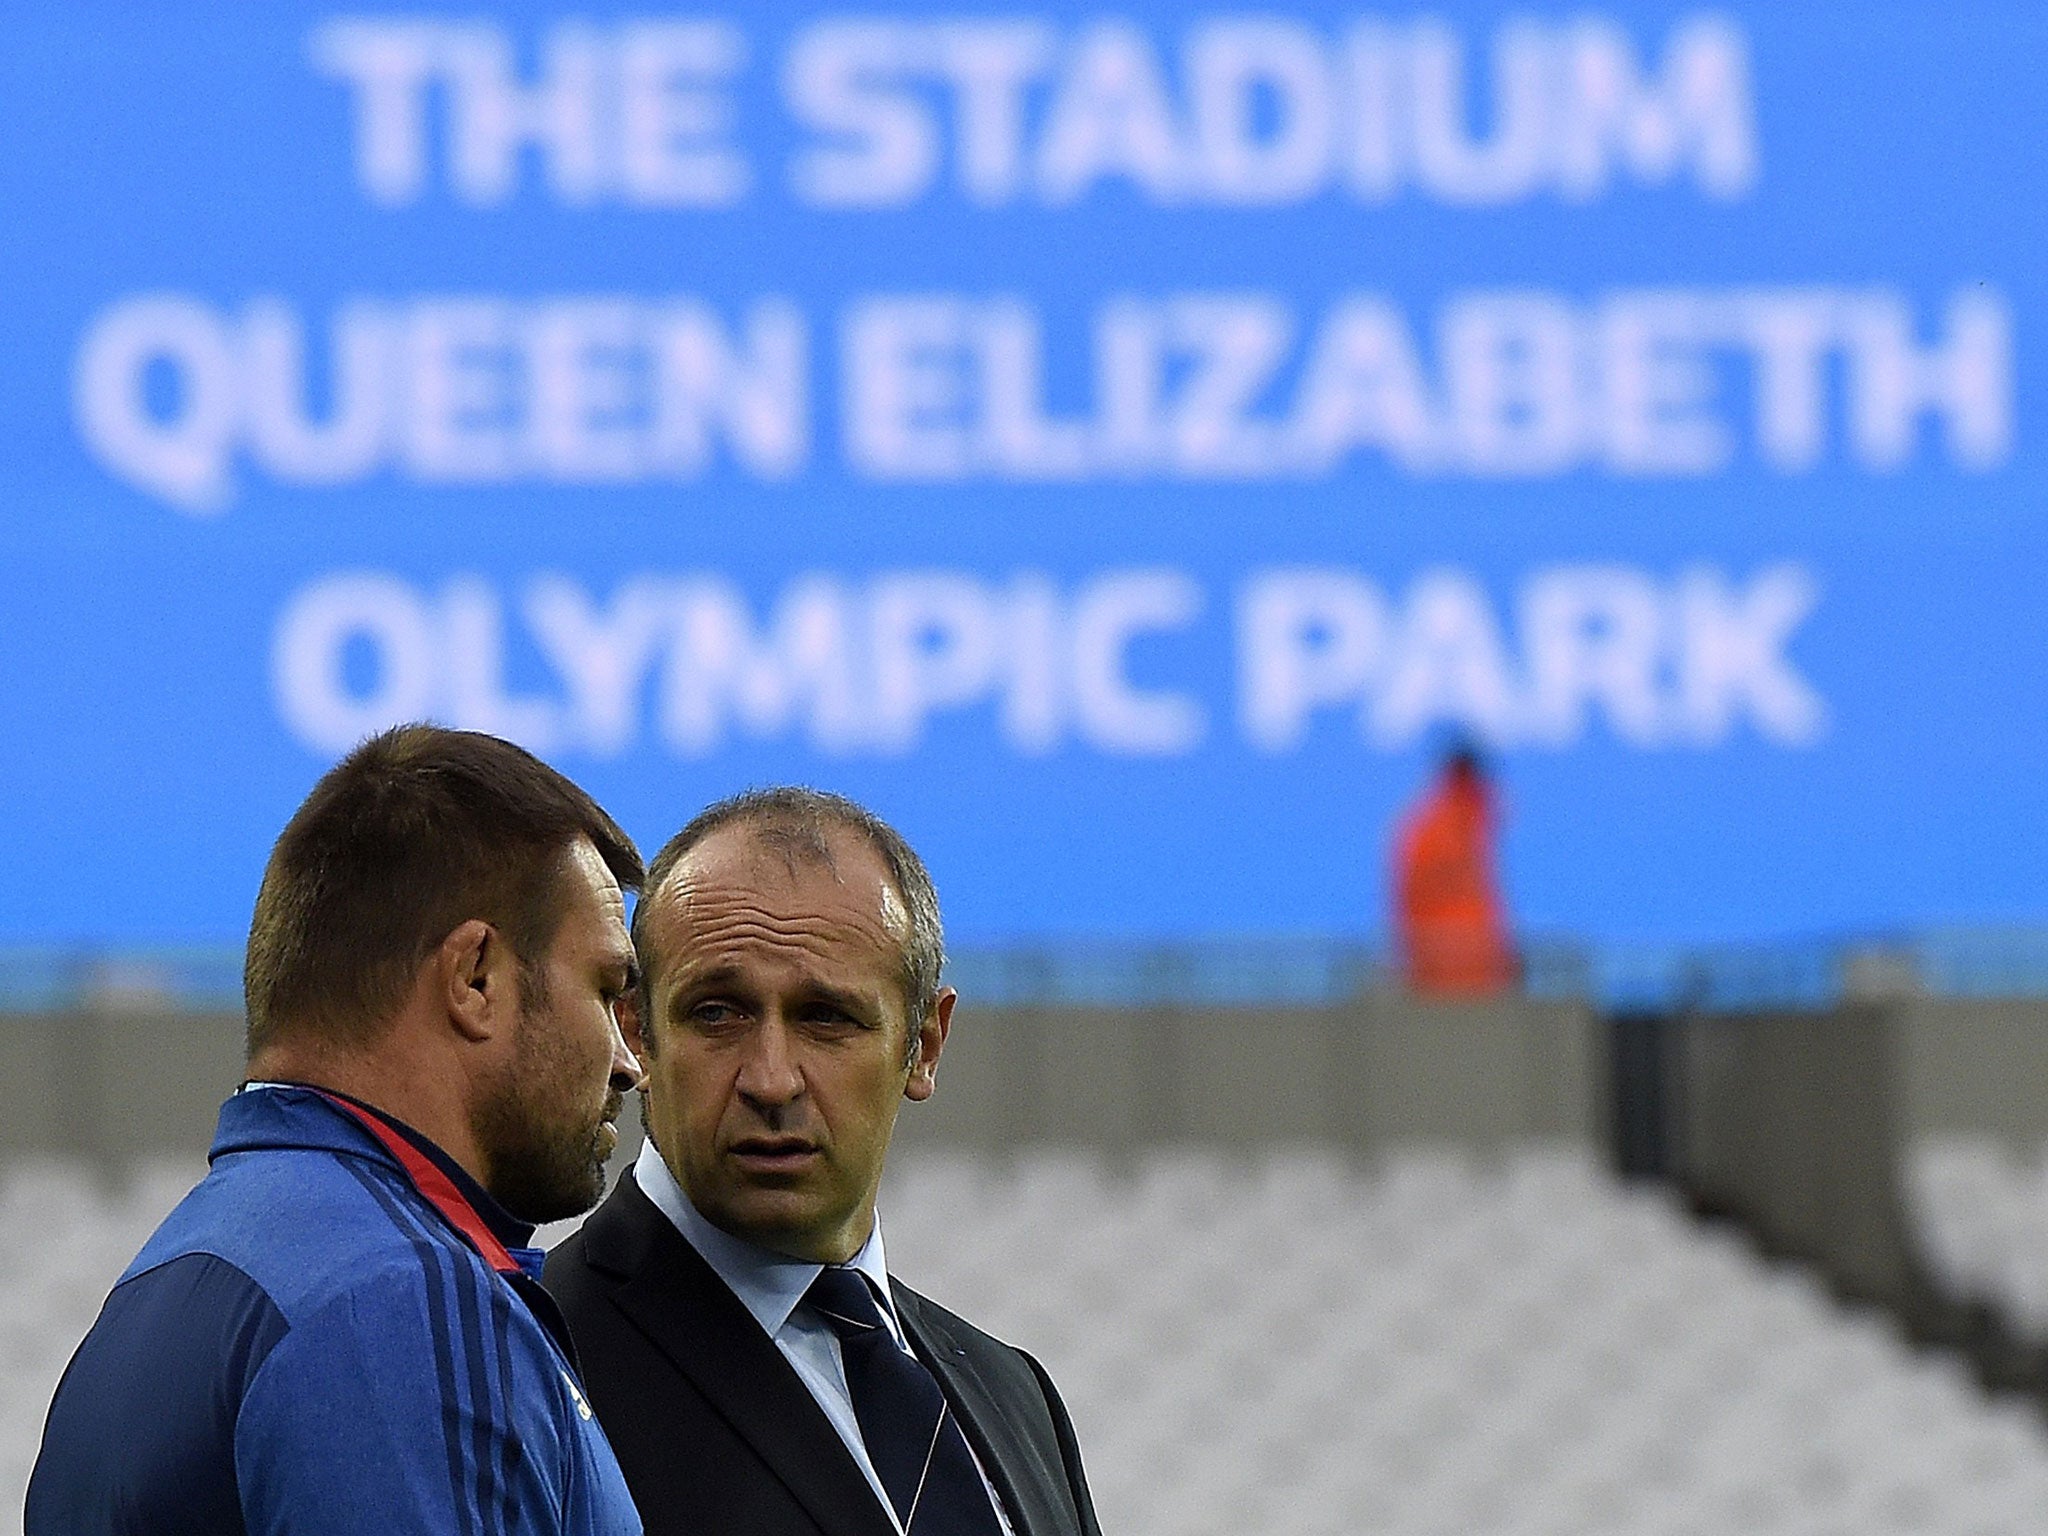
[618,984,652,1063]
[436,919,512,1043]
[903,988,955,1103]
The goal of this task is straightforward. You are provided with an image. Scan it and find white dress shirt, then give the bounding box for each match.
[632,1141,1012,1535]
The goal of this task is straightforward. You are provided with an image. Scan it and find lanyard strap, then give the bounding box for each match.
[318,1093,521,1275]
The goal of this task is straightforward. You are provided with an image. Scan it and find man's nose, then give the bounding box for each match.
[734,1018,803,1107]
[608,1015,644,1095]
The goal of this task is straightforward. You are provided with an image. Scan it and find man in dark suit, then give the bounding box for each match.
[545,788,1103,1536]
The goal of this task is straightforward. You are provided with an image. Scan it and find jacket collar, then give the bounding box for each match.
[215,1083,538,1264]
[629,1139,903,1346]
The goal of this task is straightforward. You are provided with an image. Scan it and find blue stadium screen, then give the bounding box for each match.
[1,3,2041,948]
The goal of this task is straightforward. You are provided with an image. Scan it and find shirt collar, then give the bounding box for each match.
[631,1138,900,1343]
[238,1081,538,1252]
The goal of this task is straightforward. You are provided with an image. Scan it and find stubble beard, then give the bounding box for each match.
[473,968,620,1225]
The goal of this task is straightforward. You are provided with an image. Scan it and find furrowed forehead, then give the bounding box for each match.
[644,821,902,973]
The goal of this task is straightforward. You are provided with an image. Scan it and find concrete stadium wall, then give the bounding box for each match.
[0,1008,244,1168]
[894,995,1602,1158]
[0,996,1602,1167]
[1674,1005,1926,1311]
[6,996,2044,1172]
[1665,998,2048,1371]
[1895,998,2048,1150]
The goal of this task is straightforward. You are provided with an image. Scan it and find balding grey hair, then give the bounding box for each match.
[632,787,946,1057]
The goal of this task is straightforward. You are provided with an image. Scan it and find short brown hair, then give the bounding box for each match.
[633,787,945,1037]
[244,725,642,1056]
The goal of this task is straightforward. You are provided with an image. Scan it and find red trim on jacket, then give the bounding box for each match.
[318,1093,521,1275]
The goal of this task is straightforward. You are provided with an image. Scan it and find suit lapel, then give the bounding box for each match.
[896,1290,1069,1536]
[583,1176,897,1536]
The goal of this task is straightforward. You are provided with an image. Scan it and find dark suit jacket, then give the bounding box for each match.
[543,1172,1104,1536]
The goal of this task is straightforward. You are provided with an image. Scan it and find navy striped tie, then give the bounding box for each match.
[805,1267,1003,1535]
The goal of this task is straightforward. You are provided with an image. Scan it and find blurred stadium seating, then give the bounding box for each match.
[883,1148,2048,1536]
[15,1147,2048,1536]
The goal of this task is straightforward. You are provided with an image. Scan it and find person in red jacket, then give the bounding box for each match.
[1393,743,1518,996]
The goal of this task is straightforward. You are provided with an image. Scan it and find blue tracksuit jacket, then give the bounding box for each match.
[26,1084,642,1536]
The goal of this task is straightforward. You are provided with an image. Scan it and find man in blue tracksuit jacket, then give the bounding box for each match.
[29,1085,638,1536]
[28,726,649,1535]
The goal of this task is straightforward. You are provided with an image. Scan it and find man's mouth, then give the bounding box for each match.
[727,1137,820,1173]
[593,1092,625,1158]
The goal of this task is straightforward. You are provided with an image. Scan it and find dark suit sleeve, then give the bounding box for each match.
[1019,1350,1104,1536]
